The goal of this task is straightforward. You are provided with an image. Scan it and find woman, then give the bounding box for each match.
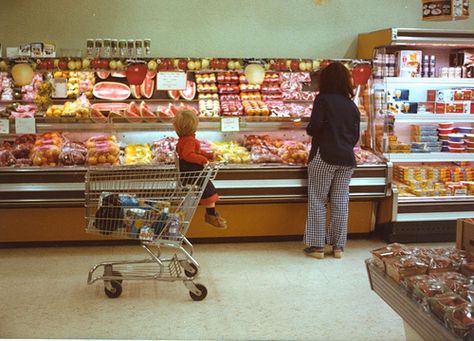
[304,62,360,259]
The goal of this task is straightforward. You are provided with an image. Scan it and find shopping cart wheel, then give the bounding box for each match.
[183,262,198,277]
[112,270,123,284]
[189,283,207,301]
[104,280,122,299]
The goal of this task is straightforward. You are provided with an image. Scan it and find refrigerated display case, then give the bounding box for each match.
[359,28,474,242]
[0,57,388,244]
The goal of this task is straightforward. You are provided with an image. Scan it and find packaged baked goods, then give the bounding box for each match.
[385,255,429,283]
[428,294,468,321]
[445,304,474,339]
[58,141,87,166]
[402,274,435,297]
[412,278,452,307]
[371,243,411,270]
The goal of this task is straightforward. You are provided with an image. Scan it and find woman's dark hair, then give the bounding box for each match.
[318,62,354,98]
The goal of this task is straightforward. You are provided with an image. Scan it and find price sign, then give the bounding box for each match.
[51,78,67,98]
[15,118,36,134]
[0,119,9,134]
[156,72,187,90]
[220,116,240,132]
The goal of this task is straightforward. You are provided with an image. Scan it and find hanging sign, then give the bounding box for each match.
[156,72,187,90]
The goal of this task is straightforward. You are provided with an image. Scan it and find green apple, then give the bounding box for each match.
[109,60,117,70]
[201,58,209,69]
[312,60,320,71]
[147,59,158,71]
[82,58,91,69]
[116,60,124,70]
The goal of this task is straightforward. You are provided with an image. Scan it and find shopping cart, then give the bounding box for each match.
[85,163,219,300]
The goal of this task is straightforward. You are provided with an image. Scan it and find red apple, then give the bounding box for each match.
[177,59,187,70]
[290,60,300,71]
[58,59,68,70]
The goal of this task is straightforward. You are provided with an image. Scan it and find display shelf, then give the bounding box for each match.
[0,163,389,208]
[385,153,474,162]
[394,114,474,123]
[384,77,474,88]
[398,195,474,204]
[365,260,460,341]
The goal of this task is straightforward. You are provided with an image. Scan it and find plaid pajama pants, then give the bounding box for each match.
[304,151,354,249]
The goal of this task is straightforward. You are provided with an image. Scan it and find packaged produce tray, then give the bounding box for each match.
[365,259,460,341]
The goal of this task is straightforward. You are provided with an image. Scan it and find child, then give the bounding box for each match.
[173,109,227,229]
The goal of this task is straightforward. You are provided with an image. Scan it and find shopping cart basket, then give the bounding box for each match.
[85,164,218,300]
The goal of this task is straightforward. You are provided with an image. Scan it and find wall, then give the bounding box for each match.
[1,0,474,59]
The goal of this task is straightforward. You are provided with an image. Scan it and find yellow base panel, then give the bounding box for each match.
[0,202,375,243]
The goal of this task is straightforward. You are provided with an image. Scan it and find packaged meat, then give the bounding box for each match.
[124,144,153,165]
[151,137,177,164]
[59,141,87,166]
[445,305,474,338]
[428,294,468,321]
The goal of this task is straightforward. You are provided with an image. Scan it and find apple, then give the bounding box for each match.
[234,60,242,70]
[173,59,180,69]
[109,60,117,70]
[187,60,196,70]
[178,59,187,70]
[194,60,201,70]
[305,61,312,71]
[53,59,60,68]
[227,60,235,70]
[147,59,158,71]
[312,60,321,71]
[67,60,76,70]
[299,61,307,71]
[264,63,270,70]
[75,60,82,70]
[100,59,109,69]
[58,59,68,70]
[290,60,300,71]
[0,60,8,71]
[116,60,124,70]
[82,58,91,69]
[201,58,209,69]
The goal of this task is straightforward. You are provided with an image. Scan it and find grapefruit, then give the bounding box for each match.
[179,81,196,100]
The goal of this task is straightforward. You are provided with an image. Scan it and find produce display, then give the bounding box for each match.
[151,137,177,164]
[85,134,120,166]
[124,144,153,165]
[31,132,63,166]
[211,141,251,164]
[59,141,87,166]
[370,243,474,339]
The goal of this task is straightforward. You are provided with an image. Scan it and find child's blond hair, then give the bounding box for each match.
[173,109,199,137]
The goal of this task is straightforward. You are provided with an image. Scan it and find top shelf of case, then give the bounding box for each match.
[382,77,474,88]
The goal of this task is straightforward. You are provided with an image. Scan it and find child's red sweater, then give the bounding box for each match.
[176,134,210,165]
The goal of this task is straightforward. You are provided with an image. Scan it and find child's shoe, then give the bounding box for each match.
[304,246,324,259]
[205,213,227,229]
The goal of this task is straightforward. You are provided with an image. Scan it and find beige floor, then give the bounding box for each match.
[0,239,435,340]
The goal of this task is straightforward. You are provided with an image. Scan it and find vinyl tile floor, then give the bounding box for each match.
[0,239,449,340]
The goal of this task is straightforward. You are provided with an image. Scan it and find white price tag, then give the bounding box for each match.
[15,118,36,134]
[220,116,240,132]
[51,78,67,98]
[156,72,187,90]
[0,119,9,134]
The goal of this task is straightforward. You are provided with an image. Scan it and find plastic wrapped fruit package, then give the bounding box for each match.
[428,294,468,322]
[151,137,177,164]
[85,135,120,166]
[384,255,429,283]
[249,145,282,163]
[124,144,153,165]
[371,243,412,271]
[0,149,16,166]
[278,141,309,165]
[31,144,61,167]
[211,141,251,164]
[11,134,36,160]
[402,274,435,297]
[58,141,87,166]
[445,304,474,339]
